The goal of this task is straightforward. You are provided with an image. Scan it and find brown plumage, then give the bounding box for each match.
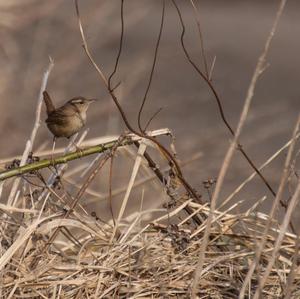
[43,91,95,139]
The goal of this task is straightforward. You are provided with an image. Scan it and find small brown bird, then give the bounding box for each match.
[43,91,95,153]
[43,91,95,138]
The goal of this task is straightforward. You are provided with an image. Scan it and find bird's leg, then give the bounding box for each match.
[51,137,56,163]
[51,137,59,173]
[69,138,84,158]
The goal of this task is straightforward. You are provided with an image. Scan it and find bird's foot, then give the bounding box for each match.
[50,154,59,175]
[74,144,84,158]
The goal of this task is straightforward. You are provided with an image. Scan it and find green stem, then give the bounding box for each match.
[0,138,132,181]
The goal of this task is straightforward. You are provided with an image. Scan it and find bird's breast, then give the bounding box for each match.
[47,113,86,138]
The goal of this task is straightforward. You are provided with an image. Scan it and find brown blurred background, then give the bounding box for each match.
[0,1,299,221]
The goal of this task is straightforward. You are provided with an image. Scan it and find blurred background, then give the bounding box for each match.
[0,1,299,223]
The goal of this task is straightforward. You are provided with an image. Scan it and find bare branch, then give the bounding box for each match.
[191,0,287,296]
[108,0,125,91]
[144,107,164,131]
[172,0,277,199]
[138,0,165,132]
[0,129,171,181]
[189,0,209,78]
[6,58,54,206]
[74,0,203,213]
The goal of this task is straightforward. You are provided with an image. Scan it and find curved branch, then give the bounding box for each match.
[108,0,125,91]
[189,0,209,78]
[138,0,165,132]
[171,0,277,198]
[74,0,203,209]
[144,107,164,131]
[74,2,204,231]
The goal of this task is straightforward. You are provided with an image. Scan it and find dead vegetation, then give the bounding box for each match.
[0,142,300,298]
[0,0,300,298]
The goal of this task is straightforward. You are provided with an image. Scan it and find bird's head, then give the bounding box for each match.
[68,97,96,113]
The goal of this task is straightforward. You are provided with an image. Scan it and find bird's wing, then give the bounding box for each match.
[46,107,77,126]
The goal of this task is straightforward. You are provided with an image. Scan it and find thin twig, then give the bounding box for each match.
[29,137,124,269]
[171,0,277,199]
[254,181,300,299]
[241,114,300,298]
[108,0,125,91]
[137,0,165,132]
[6,59,54,206]
[109,154,116,226]
[133,141,202,225]
[284,230,300,299]
[191,0,287,296]
[110,140,147,241]
[189,0,209,78]
[238,2,289,297]
[144,107,164,131]
[208,56,216,81]
[74,0,203,212]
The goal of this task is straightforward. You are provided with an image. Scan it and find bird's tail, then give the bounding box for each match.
[43,91,55,115]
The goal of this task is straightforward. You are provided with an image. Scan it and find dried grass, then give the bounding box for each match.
[0,1,300,298]
[0,193,299,298]
[0,130,300,298]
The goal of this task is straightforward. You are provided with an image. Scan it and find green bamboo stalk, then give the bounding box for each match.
[0,137,133,181]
